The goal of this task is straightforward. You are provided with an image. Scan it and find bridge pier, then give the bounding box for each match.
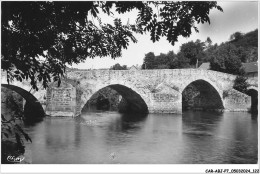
[223,89,251,112]
[147,92,182,114]
[45,81,77,117]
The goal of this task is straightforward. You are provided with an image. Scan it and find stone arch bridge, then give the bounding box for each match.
[1,69,257,117]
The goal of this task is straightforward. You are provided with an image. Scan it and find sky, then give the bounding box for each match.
[70,1,259,70]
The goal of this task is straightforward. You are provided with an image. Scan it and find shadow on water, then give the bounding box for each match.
[115,112,148,132]
[79,110,148,133]
[102,112,149,150]
[251,113,258,120]
[77,110,149,150]
[181,110,224,137]
[23,116,44,127]
[120,112,148,123]
[182,110,224,124]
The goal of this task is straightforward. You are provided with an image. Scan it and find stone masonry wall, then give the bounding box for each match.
[65,69,255,115]
[2,69,257,116]
[223,89,251,111]
[45,81,76,117]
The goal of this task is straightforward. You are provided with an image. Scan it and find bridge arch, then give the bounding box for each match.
[181,79,224,111]
[82,86,121,111]
[80,83,149,114]
[1,84,45,120]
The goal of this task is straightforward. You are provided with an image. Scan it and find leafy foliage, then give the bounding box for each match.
[169,52,190,69]
[233,75,249,93]
[1,87,24,119]
[230,29,258,48]
[209,43,243,75]
[178,39,206,67]
[142,52,156,69]
[229,29,258,62]
[143,1,223,44]
[2,1,222,90]
[110,63,127,70]
[141,39,207,70]
[156,52,175,69]
[205,37,212,47]
[1,114,32,164]
[230,32,243,42]
[209,29,258,74]
[83,87,122,111]
[141,28,257,73]
[182,85,200,110]
[142,51,180,69]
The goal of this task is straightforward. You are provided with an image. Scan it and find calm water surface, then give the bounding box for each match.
[23,111,258,164]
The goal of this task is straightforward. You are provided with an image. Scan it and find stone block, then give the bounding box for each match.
[223,89,251,111]
[45,81,77,117]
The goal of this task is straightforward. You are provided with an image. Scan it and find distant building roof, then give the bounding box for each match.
[199,62,210,70]
[242,62,258,73]
[129,65,140,71]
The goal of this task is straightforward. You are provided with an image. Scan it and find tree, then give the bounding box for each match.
[233,75,249,93]
[209,43,243,75]
[2,1,223,90]
[169,52,190,69]
[142,51,178,69]
[205,37,212,46]
[142,52,156,69]
[204,37,213,51]
[1,114,32,164]
[110,63,127,70]
[229,29,258,62]
[245,47,258,62]
[141,50,194,70]
[230,31,243,42]
[178,39,206,67]
[203,42,218,63]
[155,52,175,69]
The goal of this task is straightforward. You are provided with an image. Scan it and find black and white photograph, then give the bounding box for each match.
[1,0,259,173]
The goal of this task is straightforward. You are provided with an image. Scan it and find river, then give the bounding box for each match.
[23,111,258,164]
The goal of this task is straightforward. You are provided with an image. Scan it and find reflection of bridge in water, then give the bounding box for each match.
[1,69,258,118]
